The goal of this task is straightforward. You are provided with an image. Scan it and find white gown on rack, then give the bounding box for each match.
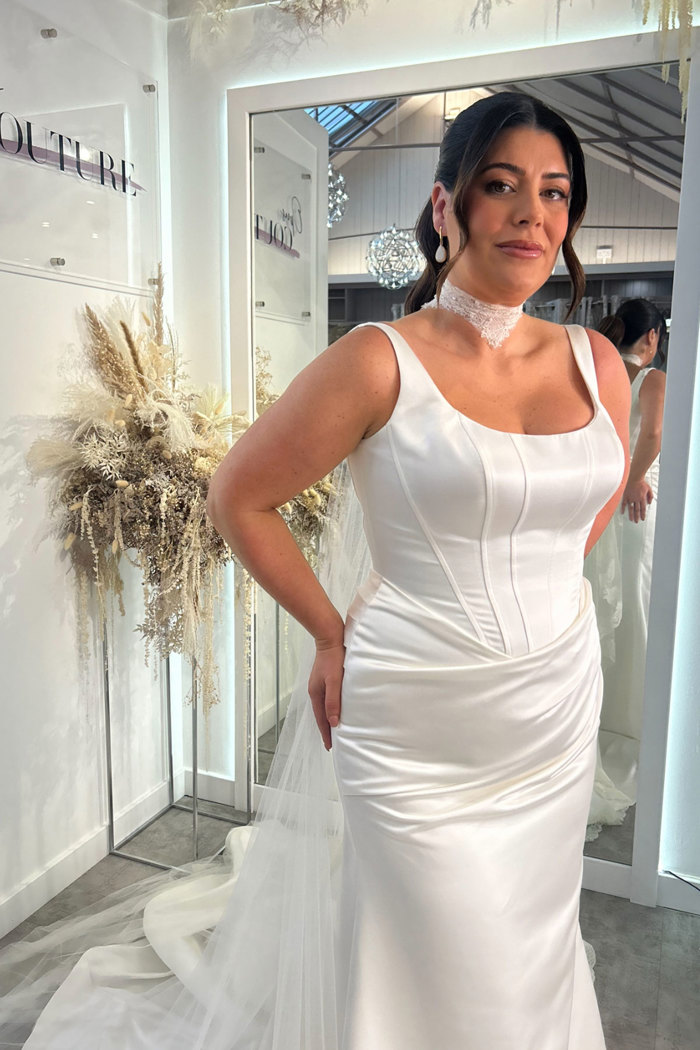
[0,321,623,1050]
[331,321,623,1050]
[586,366,660,827]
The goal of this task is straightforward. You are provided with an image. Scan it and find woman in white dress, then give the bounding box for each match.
[206,93,630,1049]
[587,301,667,829]
[0,92,630,1049]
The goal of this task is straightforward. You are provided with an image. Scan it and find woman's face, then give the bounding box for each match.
[432,125,573,306]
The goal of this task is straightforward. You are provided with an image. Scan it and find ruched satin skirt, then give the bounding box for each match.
[331,570,607,1050]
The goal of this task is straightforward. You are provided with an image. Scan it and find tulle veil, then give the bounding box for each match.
[0,458,371,1050]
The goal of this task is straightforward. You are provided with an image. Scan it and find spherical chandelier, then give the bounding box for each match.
[366,225,425,290]
[327,162,349,228]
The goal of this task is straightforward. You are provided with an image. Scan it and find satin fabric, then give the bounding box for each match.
[2,322,623,1050]
[588,366,661,823]
[331,322,625,1050]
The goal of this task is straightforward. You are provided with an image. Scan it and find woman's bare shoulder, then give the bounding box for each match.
[318,324,401,432]
[584,327,629,382]
[324,322,400,389]
[640,367,666,389]
[639,367,666,403]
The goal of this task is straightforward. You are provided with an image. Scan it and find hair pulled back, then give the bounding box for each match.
[602,298,668,367]
[404,91,587,320]
[597,315,625,348]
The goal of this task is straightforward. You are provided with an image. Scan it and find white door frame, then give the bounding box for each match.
[226,29,700,905]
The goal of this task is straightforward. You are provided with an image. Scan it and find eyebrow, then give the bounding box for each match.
[478,162,571,181]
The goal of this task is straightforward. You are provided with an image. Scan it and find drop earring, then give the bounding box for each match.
[435,226,447,264]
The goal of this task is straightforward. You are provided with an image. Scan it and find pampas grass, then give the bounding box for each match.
[27,268,335,716]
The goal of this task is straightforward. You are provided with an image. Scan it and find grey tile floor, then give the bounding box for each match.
[585,803,636,867]
[580,888,700,1049]
[2,801,699,1049]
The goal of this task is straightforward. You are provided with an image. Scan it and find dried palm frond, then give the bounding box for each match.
[62,385,124,436]
[133,394,200,452]
[26,438,83,477]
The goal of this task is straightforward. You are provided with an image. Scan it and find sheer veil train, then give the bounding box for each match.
[0,458,371,1050]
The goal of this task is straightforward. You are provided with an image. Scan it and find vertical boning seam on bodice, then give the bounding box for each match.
[368,321,494,650]
[385,421,494,650]
[364,321,606,658]
[464,418,531,656]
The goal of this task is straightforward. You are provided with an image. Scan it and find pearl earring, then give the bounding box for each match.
[435,226,447,264]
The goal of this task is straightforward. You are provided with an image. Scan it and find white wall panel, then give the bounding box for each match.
[0,0,170,937]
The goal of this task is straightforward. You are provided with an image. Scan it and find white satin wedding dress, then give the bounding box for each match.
[0,320,623,1050]
[331,321,623,1050]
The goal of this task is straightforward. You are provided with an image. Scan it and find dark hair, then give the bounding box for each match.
[404,91,587,319]
[615,298,668,367]
[598,315,624,348]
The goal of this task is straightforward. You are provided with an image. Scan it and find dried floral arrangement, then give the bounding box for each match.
[26,268,335,715]
[189,0,366,43]
[187,0,693,116]
[643,0,693,117]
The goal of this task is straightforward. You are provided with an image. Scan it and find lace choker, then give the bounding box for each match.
[421,277,525,349]
[620,353,643,366]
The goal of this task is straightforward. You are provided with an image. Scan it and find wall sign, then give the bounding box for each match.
[252,139,311,321]
[254,195,302,257]
[0,110,141,195]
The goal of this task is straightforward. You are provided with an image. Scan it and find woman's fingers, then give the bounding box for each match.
[308,679,332,750]
[324,671,343,730]
[622,482,654,523]
[308,650,345,751]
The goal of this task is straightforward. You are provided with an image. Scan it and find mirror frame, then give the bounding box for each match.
[226,28,700,912]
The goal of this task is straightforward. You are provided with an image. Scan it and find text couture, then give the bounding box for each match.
[0,110,138,195]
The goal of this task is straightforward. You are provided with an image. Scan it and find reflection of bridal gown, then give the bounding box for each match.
[586,367,660,829]
[3,321,624,1050]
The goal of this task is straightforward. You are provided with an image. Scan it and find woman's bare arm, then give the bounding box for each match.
[628,369,665,485]
[583,328,631,556]
[206,326,398,648]
[619,368,666,523]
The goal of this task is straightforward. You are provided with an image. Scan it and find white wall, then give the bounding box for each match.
[0,0,171,937]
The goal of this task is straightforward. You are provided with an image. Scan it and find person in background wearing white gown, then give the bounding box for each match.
[586,300,667,833]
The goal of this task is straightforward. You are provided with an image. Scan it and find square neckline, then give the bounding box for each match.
[380,322,600,440]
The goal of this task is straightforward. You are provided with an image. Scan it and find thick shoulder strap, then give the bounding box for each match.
[353,321,426,403]
[565,324,601,402]
[355,320,405,357]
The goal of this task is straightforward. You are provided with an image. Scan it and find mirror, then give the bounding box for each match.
[248,66,683,877]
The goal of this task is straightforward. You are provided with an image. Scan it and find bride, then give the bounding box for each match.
[0,91,629,1049]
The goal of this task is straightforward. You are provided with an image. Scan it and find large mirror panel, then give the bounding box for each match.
[248,67,683,878]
